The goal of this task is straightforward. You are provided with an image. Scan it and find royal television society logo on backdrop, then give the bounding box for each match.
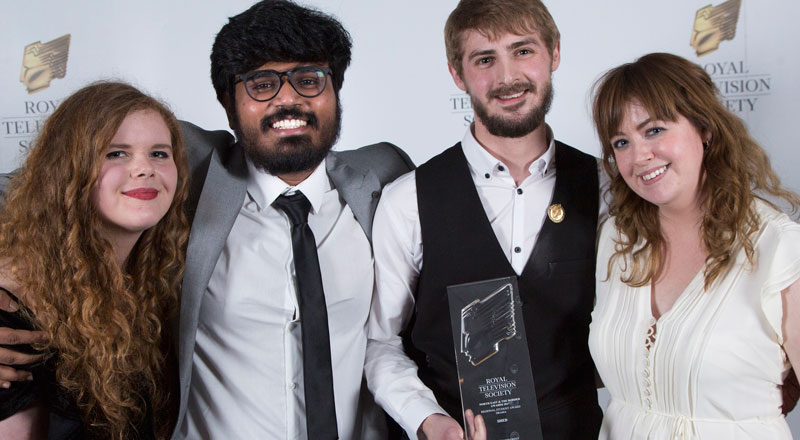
[690,0,741,57]
[450,93,474,127]
[20,34,71,94]
[690,0,771,113]
[2,34,70,157]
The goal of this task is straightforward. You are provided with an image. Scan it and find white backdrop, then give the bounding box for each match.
[2,0,799,433]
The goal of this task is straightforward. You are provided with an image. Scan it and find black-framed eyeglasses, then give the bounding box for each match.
[235,66,332,102]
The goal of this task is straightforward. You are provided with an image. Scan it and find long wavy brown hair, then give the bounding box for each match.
[592,52,799,289]
[0,81,189,438]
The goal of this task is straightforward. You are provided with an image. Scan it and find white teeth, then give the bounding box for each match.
[641,165,667,181]
[499,91,524,99]
[272,119,307,130]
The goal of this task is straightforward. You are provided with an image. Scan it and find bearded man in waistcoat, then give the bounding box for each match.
[364,0,603,438]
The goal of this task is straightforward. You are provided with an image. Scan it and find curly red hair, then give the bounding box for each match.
[0,81,189,439]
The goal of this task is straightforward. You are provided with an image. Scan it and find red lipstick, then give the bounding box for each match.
[123,188,158,200]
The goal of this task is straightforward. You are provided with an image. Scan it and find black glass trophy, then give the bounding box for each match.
[447,276,542,440]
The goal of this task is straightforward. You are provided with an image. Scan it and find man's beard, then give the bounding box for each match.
[234,100,342,175]
[471,80,553,138]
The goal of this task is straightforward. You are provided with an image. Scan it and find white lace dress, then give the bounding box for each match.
[589,200,800,439]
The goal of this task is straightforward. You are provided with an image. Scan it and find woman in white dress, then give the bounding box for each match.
[588,52,800,439]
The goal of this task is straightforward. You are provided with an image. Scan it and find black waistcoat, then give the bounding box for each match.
[410,142,602,438]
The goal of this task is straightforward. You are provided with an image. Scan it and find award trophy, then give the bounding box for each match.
[447,277,542,440]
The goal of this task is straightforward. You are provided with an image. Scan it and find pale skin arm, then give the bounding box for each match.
[0,403,48,439]
[782,278,800,414]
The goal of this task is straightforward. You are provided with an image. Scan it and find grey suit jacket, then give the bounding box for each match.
[174,121,414,437]
[0,176,10,202]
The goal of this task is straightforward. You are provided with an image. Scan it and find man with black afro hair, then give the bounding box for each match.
[173,1,413,438]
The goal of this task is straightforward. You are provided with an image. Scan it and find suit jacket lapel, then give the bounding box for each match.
[176,149,378,425]
[327,151,381,241]
[178,144,247,397]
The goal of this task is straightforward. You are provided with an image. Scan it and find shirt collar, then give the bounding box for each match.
[246,157,330,214]
[461,124,556,178]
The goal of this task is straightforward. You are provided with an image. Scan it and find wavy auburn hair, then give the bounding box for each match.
[592,53,799,289]
[0,81,189,438]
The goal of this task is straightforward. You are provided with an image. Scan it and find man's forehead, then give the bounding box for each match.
[244,60,330,73]
[461,28,544,53]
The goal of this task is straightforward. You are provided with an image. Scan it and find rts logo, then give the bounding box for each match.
[690,0,742,57]
[20,34,71,94]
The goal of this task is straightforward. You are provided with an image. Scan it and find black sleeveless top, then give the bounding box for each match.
[0,289,156,440]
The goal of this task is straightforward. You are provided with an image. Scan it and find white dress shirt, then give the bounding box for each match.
[365,126,559,437]
[181,158,375,439]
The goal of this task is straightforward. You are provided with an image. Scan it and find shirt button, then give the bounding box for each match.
[498,165,505,171]
[289,382,298,390]
[516,188,523,195]
[514,247,522,253]
[484,173,490,179]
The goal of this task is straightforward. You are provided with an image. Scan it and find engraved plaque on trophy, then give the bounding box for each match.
[447,277,542,440]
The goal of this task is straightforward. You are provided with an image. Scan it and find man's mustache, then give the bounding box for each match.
[489,81,537,99]
[261,108,319,132]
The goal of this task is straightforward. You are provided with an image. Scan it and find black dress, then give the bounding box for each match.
[0,291,156,440]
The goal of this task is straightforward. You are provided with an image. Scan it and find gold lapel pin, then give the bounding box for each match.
[548,203,565,223]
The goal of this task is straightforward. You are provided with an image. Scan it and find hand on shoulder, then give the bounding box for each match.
[0,260,47,387]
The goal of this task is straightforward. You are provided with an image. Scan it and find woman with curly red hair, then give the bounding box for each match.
[0,81,189,439]
[589,53,800,438]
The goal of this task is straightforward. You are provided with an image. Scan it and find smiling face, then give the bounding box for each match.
[93,109,177,242]
[232,61,340,176]
[450,29,559,138]
[610,101,707,216]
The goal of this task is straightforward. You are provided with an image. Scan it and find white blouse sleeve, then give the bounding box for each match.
[757,205,800,344]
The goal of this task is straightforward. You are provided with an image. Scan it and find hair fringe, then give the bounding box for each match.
[593,53,800,290]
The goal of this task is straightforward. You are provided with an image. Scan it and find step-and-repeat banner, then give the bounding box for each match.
[1,1,797,188]
[1,0,799,428]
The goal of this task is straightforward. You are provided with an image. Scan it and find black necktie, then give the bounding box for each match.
[273,192,339,439]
